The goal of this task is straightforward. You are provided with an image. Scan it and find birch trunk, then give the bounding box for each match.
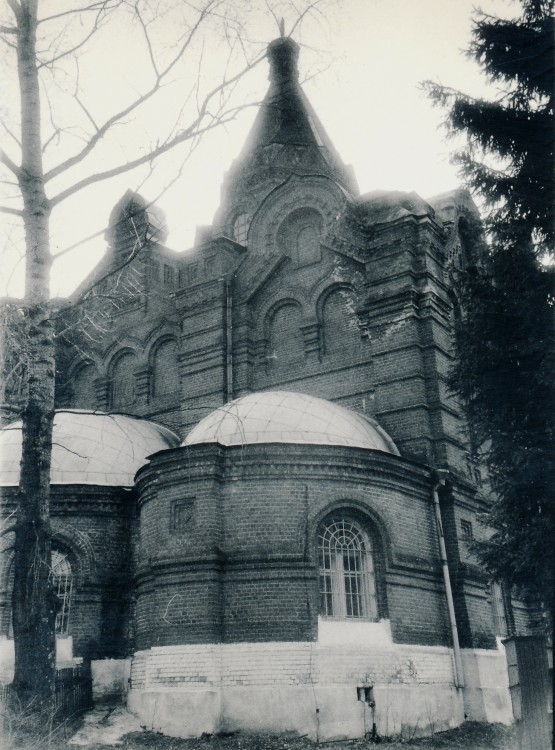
[11,0,56,705]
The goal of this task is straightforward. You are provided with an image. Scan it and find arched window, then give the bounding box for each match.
[322,288,362,357]
[318,514,377,620]
[152,339,179,398]
[51,550,73,636]
[72,362,97,409]
[277,208,323,265]
[490,582,514,638]
[110,351,137,409]
[268,303,304,371]
[3,549,73,638]
[232,213,250,244]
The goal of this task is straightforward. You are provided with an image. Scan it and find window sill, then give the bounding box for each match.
[317,617,392,646]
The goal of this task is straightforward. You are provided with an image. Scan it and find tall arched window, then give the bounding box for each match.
[322,288,362,357]
[277,208,322,265]
[152,339,179,398]
[3,549,73,638]
[51,550,73,636]
[318,515,377,620]
[110,351,137,409]
[268,303,304,371]
[72,362,98,409]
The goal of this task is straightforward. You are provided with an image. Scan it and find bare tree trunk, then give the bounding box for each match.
[11,0,56,706]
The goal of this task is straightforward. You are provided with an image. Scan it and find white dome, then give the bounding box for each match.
[0,410,180,487]
[183,391,399,454]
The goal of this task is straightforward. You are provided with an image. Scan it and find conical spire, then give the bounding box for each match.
[218,35,357,221]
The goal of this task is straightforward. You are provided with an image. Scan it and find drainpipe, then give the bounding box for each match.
[224,277,233,402]
[432,469,465,688]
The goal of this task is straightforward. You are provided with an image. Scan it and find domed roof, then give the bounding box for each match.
[183,391,399,454]
[0,410,180,487]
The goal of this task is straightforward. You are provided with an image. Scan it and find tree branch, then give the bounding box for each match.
[0,147,21,176]
[44,0,223,183]
[50,47,263,207]
[37,1,117,25]
[50,107,248,206]
[37,3,112,70]
[0,204,23,216]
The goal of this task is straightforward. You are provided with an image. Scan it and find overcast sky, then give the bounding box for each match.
[1,0,509,298]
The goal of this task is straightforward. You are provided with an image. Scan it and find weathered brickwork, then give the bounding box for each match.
[134,443,455,649]
[0,486,134,660]
[129,641,455,691]
[0,35,529,734]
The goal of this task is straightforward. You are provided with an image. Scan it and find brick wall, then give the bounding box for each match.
[129,640,455,692]
[0,485,134,661]
[135,443,453,650]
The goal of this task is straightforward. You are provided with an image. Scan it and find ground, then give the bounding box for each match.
[72,723,518,750]
[2,705,518,750]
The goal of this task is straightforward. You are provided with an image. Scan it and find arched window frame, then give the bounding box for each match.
[109,349,137,410]
[265,299,305,370]
[276,207,323,265]
[232,212,250,244]
[318,285,364,358]
[71,360,98,409]
[318,513,382,621]
[51,550,73,636]
[3,547,74,638]
[149,336,179,399]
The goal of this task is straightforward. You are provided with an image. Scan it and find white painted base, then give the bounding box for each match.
[461,643,513,725]
[127,638,464,740]
[0,635,76,683]
[128,682,463,740]
[91,658,131,702]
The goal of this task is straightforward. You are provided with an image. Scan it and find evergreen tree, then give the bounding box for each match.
[424,0,554,619]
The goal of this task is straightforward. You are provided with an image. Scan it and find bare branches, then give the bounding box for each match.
[50,42,263,207]
[44,0,225,184]
[38,1,117,25]
[0,147,20,177]
[36,2,114,70]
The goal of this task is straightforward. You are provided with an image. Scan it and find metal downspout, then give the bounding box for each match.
[432,470,465,688]
[225,278,233,402]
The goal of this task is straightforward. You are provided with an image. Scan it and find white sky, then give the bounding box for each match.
[0,0,509,299]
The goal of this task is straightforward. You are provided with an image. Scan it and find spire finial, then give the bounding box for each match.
[279,18,285,37]
[267,34,300,85]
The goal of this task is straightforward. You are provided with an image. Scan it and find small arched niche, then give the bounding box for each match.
[277,208,323,265]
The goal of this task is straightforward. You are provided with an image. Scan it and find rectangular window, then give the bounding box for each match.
[188,263,198,283]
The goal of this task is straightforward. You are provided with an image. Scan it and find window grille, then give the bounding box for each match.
[232,213,249,244]
[51,551,73,636]
[318,515,377,620]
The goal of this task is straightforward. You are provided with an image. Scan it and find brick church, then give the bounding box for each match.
[0,36,525,738]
